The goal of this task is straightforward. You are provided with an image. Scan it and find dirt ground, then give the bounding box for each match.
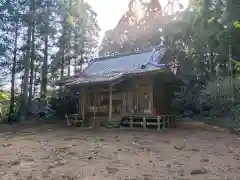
[0,122,240,180]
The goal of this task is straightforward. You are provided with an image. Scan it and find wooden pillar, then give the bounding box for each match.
[93,91,96,126]
[127,92,132,113]
[136,84,139,112]
[109,86,113,122]
[149,90,153,112]
[77,93,80,115]
[122,92,127,115]
[81,88,85,122]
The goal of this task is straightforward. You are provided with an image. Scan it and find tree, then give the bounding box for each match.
[28,0,36,107]
[0,0,100,121]
[99,0,184,55]
[50,0,100,81]
[9,20,19,120]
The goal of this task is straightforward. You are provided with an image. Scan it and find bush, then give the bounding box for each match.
[49,97,68,117]
[0,114,8,124]
[0,105,9,124]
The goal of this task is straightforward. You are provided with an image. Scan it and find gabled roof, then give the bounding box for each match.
[62,47,167,86]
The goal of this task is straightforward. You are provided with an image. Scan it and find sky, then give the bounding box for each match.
[86,0,129,40]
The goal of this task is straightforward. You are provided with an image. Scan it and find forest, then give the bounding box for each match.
[0,0,100,122]
[0,0,240,128]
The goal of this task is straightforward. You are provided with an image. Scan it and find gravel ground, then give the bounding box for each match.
[0,122,240,180]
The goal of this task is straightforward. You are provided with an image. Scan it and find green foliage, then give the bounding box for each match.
[0,91,9,101]
[233,20,240,30]
[50,0,100,72]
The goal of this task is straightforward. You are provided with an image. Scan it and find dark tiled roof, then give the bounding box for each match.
[64,47,166,86]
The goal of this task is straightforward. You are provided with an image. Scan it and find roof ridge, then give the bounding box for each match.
[93,47,154,62]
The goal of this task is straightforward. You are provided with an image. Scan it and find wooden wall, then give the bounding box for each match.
[153,81,175,114]
[122,75,154,114]
[76,72,178,120]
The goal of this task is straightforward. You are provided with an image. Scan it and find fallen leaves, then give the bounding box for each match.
[106,166,119,175]
[99,138,105,142]
[6,159,21,167]
[190,167,207,175]
[166,163,171,168]
[48,159,67,169]
[191,148,200,152]
[233,154,240,160]
[200,157,209,162]
[162,140,170,144]
[174,145,184,150]
[2,143,12,147]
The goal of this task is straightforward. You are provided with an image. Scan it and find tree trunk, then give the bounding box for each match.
[21,7,32,121]
[8,21,19,121]
[28,0,36,107]
[74,58,77,74]
[67,56,71,76]
[60,23,66,96]
[40,20,48,104]
[33,66,38,97]
[60,53,64,95]
[67,0,72,77]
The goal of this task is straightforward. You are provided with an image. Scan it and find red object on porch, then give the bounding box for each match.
[152,107,158,115]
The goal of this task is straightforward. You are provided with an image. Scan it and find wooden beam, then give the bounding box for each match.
[110,78,125,86]
[109,86,113,122]
[88,88,116,93]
